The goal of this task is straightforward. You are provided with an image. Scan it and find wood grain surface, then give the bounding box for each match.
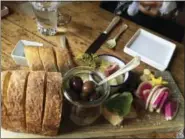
[1,1,184,138]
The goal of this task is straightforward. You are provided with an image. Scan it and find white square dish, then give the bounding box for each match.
[123,29,176,71]
[11,40,43,66]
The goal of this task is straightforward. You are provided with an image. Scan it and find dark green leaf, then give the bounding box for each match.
[104,92,133,117]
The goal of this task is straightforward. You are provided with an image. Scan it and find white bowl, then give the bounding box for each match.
[11,40,43,66]
[98,54,129,94]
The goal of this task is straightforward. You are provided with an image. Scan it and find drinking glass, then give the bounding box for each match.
[31,2,71,35]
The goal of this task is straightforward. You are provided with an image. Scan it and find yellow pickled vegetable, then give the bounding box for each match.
[140,69,168,86]
[150,74,168,86]
[144,69,151,75]
[140,69,152,82]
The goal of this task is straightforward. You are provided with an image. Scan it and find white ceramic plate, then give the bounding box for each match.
[124,29,176,71]
[11,40,43,66]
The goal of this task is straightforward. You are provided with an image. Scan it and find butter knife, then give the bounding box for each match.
[85,16,121,54]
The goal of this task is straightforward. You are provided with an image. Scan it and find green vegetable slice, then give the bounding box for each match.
[116,75,125,84]
[104,92,133,117]
[108,78,118,86]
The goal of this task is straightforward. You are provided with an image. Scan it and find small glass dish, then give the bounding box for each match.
[63,66,110,126]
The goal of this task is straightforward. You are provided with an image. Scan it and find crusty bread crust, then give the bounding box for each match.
[24,46,73,73]
[26,71,45,133]
[1,70,63,136]
[24,46,44,70]
[42,72,63,136]
[39,47,58,72]
[53,47,73,73]
[6,70,29,132]
[1,71,12,130]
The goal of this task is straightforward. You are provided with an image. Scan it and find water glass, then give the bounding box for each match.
[31,2,59,35]
[31,2,71,36]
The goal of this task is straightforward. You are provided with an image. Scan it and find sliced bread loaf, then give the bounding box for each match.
[26,71,45,133]
[42,72,63,136]
[6,70,29,132]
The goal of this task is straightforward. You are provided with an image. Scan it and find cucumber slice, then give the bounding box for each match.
[108,78,118,86]
[116,75,124,84]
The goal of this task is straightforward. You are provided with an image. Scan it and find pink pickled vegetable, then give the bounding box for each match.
[156,90,169,113]
[104,63,119,77]
[149,87,161,112]
[149,87,168,112]
[145,85,162,110]
[152,87,168,109]
[163,100,179,121]
[143,89,150,102]
[136,82,152,99]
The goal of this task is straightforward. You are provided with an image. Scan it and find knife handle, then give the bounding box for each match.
[103,16,121,34]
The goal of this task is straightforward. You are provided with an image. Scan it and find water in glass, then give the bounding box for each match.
[31,2,59,35]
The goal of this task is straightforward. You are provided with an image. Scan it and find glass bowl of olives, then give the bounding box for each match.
[63,66,110,126]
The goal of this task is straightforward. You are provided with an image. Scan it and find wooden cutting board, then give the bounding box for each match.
[1,71,184,138]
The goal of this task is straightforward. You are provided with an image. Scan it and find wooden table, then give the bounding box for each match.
[1,2,184,138]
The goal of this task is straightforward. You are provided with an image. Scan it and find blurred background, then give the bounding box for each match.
[2,1,185,44]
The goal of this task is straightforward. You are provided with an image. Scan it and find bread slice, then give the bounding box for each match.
[53,47,73,73]
[1,71,12,130]
[26,71,45,133]
[42,72,63,136]
[39,47,58,72]
[6,70,29,132]
[24,46,44,70]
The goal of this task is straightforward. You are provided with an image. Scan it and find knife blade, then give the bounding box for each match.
[85,16,121,54]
